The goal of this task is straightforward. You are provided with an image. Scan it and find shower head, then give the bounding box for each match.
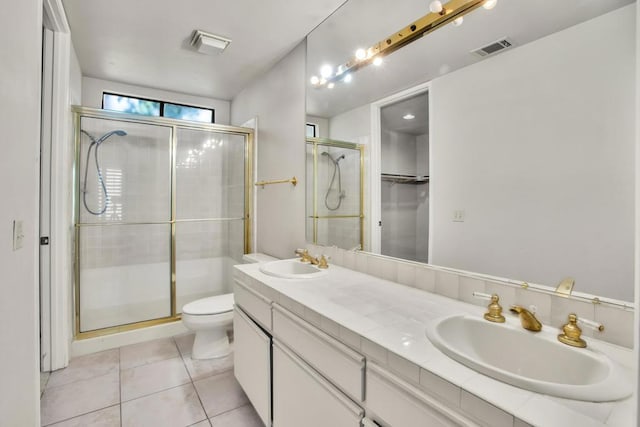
[321,151,345,164]
[81,129,127,146]
[97,130,127,144]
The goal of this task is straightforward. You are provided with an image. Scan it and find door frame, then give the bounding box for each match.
[369,81,431,257]
[41,0,72,371]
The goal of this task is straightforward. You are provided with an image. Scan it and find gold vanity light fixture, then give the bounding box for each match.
[310,0,496,88]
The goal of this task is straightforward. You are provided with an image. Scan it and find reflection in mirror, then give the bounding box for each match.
[306,0,635,302]
[380,92,430,263]
[306,138,364,250]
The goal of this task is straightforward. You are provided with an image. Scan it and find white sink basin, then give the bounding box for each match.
[426,315,632,402]
[259,259,328,279]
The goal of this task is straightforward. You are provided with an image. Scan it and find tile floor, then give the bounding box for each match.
[40,334,263,427]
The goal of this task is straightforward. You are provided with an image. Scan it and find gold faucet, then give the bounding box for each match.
[317,255,329,269]
[557,313,604,348]
[294,248,314,263]
[510,305,542,332]
[483,294,505,323]
[294,249,329,268]
[557,313,586,348]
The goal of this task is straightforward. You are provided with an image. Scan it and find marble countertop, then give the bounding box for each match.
[235,261,635,427]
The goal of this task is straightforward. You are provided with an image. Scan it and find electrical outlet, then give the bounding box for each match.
[452,210,465,222]
[13,220,24,250]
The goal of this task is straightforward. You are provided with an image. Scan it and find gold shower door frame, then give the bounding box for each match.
[72,107,253,339]
[306,137,364,249]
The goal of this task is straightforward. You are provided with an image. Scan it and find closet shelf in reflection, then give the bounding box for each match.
[381,173,429,184]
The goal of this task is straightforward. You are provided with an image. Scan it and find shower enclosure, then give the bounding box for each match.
[73,107,252,338]
[306,138,364,250]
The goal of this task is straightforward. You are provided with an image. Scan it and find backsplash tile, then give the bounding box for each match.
[309,245,634,348]
[396,262,417,288]
[415,266,436,293]
[594,303,634,348]
[458,277,486,306]
[435,270,459,300]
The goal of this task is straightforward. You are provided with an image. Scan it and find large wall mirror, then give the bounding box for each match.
[305,0,636,303]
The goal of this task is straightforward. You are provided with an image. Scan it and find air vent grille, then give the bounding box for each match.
[471,38,514,57]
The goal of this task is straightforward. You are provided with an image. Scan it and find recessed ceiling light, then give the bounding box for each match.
[403,114,415,120]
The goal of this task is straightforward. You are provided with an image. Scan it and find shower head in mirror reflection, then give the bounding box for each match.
[321,151,346,211]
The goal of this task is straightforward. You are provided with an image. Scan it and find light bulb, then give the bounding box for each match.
[310,75,320,85]
[483,0,497,10]
[429,1,443,14]
[452,16,464,26]
[355,49,366,60]
[327,82,335,89]
[343,74,352,83]
[373,57,383,66]
[403,114,415,120]
[320,64,333,78]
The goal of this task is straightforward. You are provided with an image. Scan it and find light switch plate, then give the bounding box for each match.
[452,210,465,222]
[13,220,24,250]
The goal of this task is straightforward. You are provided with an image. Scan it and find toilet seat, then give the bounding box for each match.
[182,293,234,316]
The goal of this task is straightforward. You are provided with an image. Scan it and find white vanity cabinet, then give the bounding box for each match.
[233,279,274,427]
[272,340,364,427]
[233,306,271,427]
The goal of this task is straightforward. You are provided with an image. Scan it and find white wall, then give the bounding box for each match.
[82,77,231,125]
[0,0,42,424]
[231,42,307,259]
[430,6,635,300]
[329,104,370,143]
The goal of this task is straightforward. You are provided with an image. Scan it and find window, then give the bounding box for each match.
[306,123,318,138]
[102,93,215,123]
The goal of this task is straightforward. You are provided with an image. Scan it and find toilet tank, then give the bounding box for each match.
[242,253,278,264]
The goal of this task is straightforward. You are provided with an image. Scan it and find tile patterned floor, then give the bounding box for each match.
[40,334,263,427]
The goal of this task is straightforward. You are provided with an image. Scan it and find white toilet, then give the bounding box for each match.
[181,253,276,359]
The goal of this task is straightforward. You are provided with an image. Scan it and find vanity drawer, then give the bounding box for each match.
[367,362,477,427]
[233,279,272,330]
[272,339,364,427]
[272,303,365,402]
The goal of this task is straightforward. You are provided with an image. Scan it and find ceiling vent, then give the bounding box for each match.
[471,38,514,58]
[190,30,231,55]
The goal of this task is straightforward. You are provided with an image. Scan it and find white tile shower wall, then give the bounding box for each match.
[307,244,635,348]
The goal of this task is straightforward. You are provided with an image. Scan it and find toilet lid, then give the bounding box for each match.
[182,294,234,315]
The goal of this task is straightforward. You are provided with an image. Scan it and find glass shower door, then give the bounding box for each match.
[175,129,247,312]
[77,117,172,332]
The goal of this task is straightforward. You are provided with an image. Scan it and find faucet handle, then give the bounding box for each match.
[558,313,587,348]
[473,292,505,323]
[317,255,330,269]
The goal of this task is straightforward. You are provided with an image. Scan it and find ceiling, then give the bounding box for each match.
[381,92,429,136]
[62,0,348,101]
[306,0,635,118]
